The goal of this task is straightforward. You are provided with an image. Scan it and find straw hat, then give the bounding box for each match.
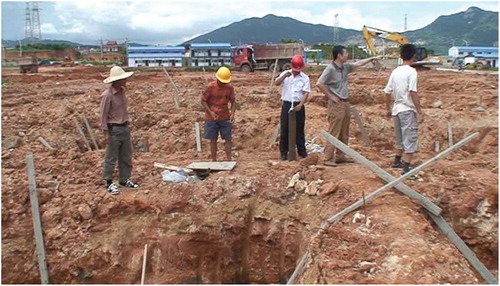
[103,66,134,83]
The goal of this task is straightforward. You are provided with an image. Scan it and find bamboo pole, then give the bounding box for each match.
[38,137,54,150]
[195,122,202,152]
[269,58,279,90]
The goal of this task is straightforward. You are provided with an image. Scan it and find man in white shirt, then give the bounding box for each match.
[275,55,311,160]
[384,44,425,178]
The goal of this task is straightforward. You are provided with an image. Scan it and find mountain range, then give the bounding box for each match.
[183,7,498,55]
[2,7,497,55]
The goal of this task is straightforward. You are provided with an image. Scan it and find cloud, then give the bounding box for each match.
[41,23,58,34]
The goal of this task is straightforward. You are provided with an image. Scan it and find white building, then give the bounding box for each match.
[127,46,185,67]
[448,46,498,68]
[190,43,233,67]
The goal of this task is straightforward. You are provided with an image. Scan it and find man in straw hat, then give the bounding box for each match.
[201,66,236,161]
[274,54,311,160]
[100,66,138,194]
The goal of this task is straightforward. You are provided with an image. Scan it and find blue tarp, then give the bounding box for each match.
[128,46,185,54]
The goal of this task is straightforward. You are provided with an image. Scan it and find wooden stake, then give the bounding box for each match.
[162,66,180,108]
[81,114,99,150]
[434,141,440,153]
[38,137,54,150]
[448,122,453,147]
[141,244,148,285]
[73,117,92,151]
[202,67,208,84]
[269,122,280,148]
[350,107,373,147]
[26,152,50,284]
[195,122,202,152]
[288,110,297,161]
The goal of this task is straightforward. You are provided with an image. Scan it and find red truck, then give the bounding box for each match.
[233,43,304,72]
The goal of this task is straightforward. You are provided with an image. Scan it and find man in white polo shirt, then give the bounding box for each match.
[275,55,311,160]
[384,44,425,179]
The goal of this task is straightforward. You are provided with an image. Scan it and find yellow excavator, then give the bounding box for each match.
[362,25,442,67]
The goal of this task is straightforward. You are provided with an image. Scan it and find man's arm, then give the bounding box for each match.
[274,70,291,86]
[295,92,310,111]
[385,94,392,118]
[351,56,382,69]
[410,91,424,123]
[229,97,236,122]
[317,83,340,103]
[99,94,111,143]
[201,100,218,120]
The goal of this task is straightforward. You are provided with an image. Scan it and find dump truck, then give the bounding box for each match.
[233,43,304,72]
[18,57,39,74]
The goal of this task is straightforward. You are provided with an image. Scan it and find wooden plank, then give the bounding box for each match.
[186,161,237,171]
[269,122,280,148]
[287,132,479,285]
[429,214,498,284]
[195,122,202,152]
[153,162,194,174]
[323,132,478,227]
[448,122,453,147]
[350,107,373,147]
[81,113,99,150]
[141,244,148,285]
[26,152,50,284]
[162,66,180,108]
[320,130,442,216]
[37,137,54,150]
[73,117,92,151]
[288,110,297,161]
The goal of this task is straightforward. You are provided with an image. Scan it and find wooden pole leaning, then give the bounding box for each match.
[350,107,373,147]
[320,130,442,216]
[163,66,180,108]
[287,132,479,284]
[26,152,50,284]
[73,117,92,151]
[269,58,279,90]
[81,113,99,150]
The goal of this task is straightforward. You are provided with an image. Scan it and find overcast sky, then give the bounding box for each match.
[1,0,498,45]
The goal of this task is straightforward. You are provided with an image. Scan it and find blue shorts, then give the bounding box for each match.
[204,120,232,141]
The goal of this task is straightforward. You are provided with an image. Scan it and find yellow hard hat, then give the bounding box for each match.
[215,66,231,83]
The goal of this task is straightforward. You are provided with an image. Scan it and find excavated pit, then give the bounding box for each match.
[1,65,498,284]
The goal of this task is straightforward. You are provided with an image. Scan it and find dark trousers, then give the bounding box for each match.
[103,125,133,183]
[280,101,307,157]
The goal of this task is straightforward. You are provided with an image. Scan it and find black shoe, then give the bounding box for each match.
[391,161,404,168]
[298,152,308,158]
[280,154,287,161]
[401,168,418,180]
[119,179,139,188]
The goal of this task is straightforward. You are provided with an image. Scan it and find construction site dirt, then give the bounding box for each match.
[1,64,498,284]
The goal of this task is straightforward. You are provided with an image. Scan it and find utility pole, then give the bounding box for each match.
[100,38,104,63]
[404,13,407,32]
[18,40,23,57]
[32,2,42,41]
[25,2,32,41]
[333,13,339,45]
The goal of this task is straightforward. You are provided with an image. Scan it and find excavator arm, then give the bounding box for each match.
[362,25,409,56]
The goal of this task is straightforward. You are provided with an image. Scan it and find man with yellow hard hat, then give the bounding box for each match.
[201,66,236,161]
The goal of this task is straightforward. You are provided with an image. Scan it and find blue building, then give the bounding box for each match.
[127,46,185,67]
[190,43,233,67]
[448,46,498,68]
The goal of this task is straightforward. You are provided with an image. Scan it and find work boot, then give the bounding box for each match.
[335,156,354,164]
[280,153,288,161]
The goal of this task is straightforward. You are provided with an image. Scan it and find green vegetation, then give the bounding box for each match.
[281,38,299,43]
[14,43,73,52]
[311,44,369,60]
[2,77,7,85]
